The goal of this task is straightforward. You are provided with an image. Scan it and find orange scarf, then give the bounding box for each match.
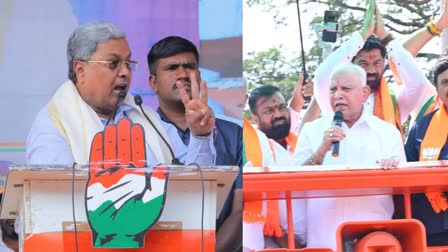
[416,95,441,121]
[373,77,402,135]
[242,119,283,237]
[389,58,437,124]
[262,133,298,237]
[243,119,263,167]
[285,132,298,154]
[420,105,448,213]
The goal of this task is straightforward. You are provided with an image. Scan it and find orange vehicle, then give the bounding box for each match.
[243,161,448,251]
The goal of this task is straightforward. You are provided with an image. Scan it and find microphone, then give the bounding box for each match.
[332,111,343,157]
[105,90,126,126]
[134,95,182,165]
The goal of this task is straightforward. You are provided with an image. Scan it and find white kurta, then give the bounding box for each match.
[243,128,275,251]
[268,139,307,245]
[292,108,406,250]
[313,32,427,124]
[244,129,307,250]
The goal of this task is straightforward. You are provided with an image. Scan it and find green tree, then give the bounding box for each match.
[247,0,438,34]
[244,47,299,102]
[244,0,441,113]
[244,46,321,103]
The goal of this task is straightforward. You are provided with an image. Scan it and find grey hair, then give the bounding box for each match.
[330,63,367,87]
[67,21,126,84]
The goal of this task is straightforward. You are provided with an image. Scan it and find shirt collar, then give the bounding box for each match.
[99,104,133,125]
[346,105,373,129]
[157,107,170,123]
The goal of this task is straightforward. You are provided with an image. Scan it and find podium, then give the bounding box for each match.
[0,164,238,252]
[243,162,448,251]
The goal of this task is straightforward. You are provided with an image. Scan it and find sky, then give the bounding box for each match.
[243,1,315,59]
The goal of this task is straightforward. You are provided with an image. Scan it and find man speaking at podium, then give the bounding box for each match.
[26,21,216,166]
[293,63,405,249]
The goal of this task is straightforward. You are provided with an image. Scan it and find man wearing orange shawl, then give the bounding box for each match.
[314,0,427,134]
[242,119,276,251]
[243,84,309,250]
[248,85,299,156]
[405,56,448,246]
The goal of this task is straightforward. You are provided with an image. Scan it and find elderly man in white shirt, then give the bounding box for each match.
[26,22,216,166]
[293,63,405,250]
[242,120,306,250]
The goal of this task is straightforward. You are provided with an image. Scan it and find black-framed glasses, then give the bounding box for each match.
[81,59,138,71]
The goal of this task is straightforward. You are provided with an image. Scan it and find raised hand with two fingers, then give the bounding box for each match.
[176,73,215,137]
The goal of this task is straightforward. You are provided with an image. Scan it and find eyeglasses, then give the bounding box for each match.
[81,59,138,71]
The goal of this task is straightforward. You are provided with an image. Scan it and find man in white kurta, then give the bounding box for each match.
[247,84,308,248]
[243,127,306,250]
[242,120,276,251]
[26,22,216,166]
[293,63,405,250]
[313,0,427,126]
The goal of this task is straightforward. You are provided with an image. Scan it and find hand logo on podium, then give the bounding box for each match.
[86,118,169,248]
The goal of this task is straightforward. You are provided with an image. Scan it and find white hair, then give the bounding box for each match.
[67,22,126,84]
[330,63,367,87]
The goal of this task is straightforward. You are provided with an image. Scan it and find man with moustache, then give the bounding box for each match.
[147,36,242,252]
[27,22,216,166]
[248,84,309,248]
[294,63,405,249]
[248,85,298,157]
[405,56,448,246]
[313,0,427,132]
[25,22,217,250]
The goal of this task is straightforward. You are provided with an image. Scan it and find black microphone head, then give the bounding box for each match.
[332,111,343,157]
[333,111,343,120]
[118,90,127,99]
[333,111,343,127]
[134,95,143,106]
[106,90,127,126]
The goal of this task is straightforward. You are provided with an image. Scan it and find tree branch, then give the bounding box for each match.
[394,0,431,5]
[385,23,415,35]
[338,2,366,12]
[382,14,424,27]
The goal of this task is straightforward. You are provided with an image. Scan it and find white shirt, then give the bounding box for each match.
[314,32,427,124]
[293,108,406,250]
[268,140,307,245]
[268,139,293,166]
[243,130,306,250]
[289,107,302,136]
[26,105,215,166]
[243,127,276,251]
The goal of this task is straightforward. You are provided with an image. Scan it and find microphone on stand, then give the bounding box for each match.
[105,90,127,126]
[134,95,182,165]
[332,111,343,157]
